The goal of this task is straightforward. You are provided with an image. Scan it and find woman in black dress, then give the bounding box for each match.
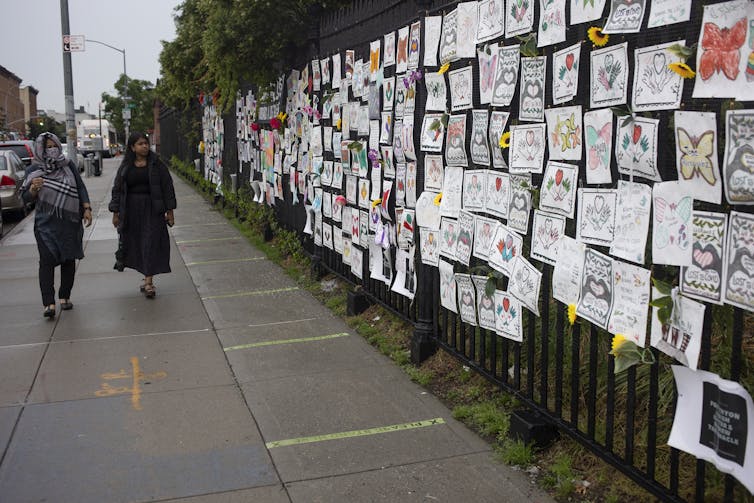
[109,132,176,298]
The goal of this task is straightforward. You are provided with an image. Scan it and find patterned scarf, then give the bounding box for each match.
[22,133,81,223]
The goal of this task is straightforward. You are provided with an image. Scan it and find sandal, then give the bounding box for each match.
[60,300,73,310]
[43,305,56,318]
[144,284,156,298]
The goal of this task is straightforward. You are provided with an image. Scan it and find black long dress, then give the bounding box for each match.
[121,165,171,276]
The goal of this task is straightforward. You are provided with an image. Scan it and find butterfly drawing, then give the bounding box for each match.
[586,122,611,171]
[677,128,716,185]
[699,18,747,81]
[397,34,408,64]
[480,54,498,93]
[654,196,692,248]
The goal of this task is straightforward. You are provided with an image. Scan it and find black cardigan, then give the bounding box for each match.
[109,153,176,226]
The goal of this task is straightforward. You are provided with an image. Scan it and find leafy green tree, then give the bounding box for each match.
[29,116,65,139]
[101,74,156,139]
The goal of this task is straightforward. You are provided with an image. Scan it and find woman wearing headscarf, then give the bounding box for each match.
[21,132,92,318]
[109,132,176,298]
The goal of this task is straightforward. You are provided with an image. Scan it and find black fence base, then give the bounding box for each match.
[410,321,437,364]
[346,290,371,316]
[263,224,274,242]
[508,410,559,449]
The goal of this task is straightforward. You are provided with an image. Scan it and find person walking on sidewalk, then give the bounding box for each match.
[109,132,176,298]
[21,132,92,319]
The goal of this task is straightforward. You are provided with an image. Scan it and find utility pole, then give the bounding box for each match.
[60,0,76,161]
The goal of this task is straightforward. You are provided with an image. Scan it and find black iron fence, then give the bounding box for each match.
[160,1,754,500]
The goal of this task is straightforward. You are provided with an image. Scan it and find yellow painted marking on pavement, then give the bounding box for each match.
[94,357,167,411]
[130,357,142,411]
[171,222,226,229]
[202,286,299,300]
[176,237,240,244]
[248,317,318,328]
[185,257,264,266]
[265,418,446,449]
[224,332,350,352]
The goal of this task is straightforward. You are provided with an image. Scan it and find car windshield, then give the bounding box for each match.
[0,145,29,158]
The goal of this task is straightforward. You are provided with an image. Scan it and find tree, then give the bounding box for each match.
[28,116,65,139]
[101,75,156,140]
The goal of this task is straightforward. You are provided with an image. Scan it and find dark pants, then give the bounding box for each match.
[38,241,76,306]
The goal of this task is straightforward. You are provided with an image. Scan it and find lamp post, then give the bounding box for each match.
[86,38,128,141]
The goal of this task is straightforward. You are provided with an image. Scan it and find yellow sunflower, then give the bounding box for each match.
[336,118,342,131]
[371,198,382,208]
[668,61,696,79]
[433,192,443,206]
[567,304,577,326]
[587,27,609,47]
[499,131,511,149]
[611,333,627,353]
[437,62,451,75]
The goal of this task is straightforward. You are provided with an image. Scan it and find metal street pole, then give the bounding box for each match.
[60,0,76,160]
[87,39,128,142]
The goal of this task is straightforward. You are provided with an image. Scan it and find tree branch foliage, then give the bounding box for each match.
[157,0,349,112]
[101,75,156,139]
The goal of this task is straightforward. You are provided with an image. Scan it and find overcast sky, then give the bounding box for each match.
[1,0,182,116]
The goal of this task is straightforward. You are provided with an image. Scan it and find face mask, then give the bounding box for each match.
[45,147,60,159]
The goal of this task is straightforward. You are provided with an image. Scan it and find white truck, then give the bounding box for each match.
[77,119,117,158]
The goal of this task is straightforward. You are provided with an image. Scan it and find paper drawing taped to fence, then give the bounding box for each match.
[492,45,520,107]
[650,287,705,370]
[647,0,691,28]
[552,236,585,305]
[632,41,685,112]
[439,259,458,312]
[471,110,491,166]
[463,169,486,211]
[609,181,652,265]
[489,111,510,168]
[531,210,566,266]
[652,181,693,266]
[608,260,650,347]
[539,161,577,218]
[545,106,582,161]
[440,217,459,260]
[420,227,440,266]
[449,67,474,111]
[507,174,532,234]
[509,123,546,174]
[590,43,629,108]
[488,222,522,277]
[473,215,496,261]
[723,110,754,205]
[576,188,617,246]
[537,0,566,48]
[724,211,754,312]
[569,0,606,25]
[576,248,614,329]
[456,273,478,326]
[681,211,727,305]
[675,111,722,204]
[603,0,646,33]
[669,366,754,495]
[552,42,581,105]
[583,108,613,184]
[473,275,498,331]
[477,0,505,43]
[692,0,754,100]
[425,73,447,111]
[509,256,542,316]
[485,171,510,219]
[519,56,546,122]
[495,290,523,342]
[615,116,661,182]
[445,114,469,167]
[455,210,475,266]
[506,0,534,38]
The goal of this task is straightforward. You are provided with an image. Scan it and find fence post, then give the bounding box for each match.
[411,261,436,363]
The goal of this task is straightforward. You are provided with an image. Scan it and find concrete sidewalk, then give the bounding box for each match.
[0,158,553,503]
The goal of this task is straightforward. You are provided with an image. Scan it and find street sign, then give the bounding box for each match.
[63,35,85,52]
[122,109,131,120]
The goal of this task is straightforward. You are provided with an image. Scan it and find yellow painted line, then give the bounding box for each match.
[171,222,226,229]
[176,237,240,244]
[185,257,265,266]
[130,356,142,411]
[266,418,446,449]
[202,286,299,300]
[224,332,350,352]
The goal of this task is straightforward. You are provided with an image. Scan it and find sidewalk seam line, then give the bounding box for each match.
[224,332,351,351]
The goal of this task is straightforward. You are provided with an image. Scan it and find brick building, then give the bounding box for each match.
[0,65,24,137]
[19,85,39,132]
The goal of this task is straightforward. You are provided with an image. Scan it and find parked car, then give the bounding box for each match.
[0,150,28,217]
[61,143,85,172]
[0,140,35,166]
